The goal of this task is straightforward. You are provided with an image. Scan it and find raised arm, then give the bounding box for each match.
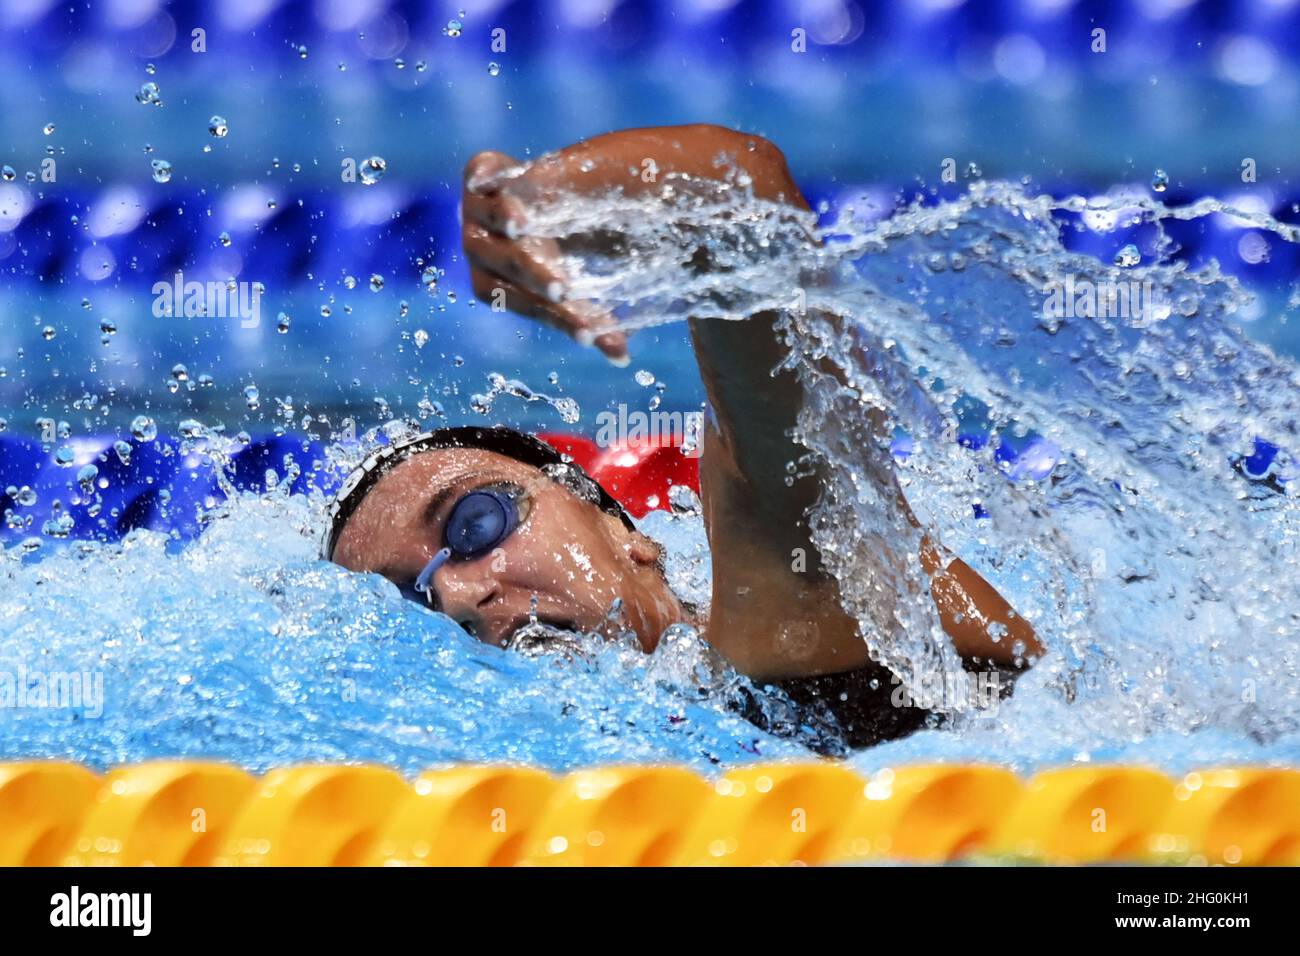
[461,124,1042,680]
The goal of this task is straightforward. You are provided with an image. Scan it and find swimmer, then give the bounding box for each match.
[326,125,1044,747]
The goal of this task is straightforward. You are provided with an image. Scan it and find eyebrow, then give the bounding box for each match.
[373,468,480,582]
[421,477,467,529]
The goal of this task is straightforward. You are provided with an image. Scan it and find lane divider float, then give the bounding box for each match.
[1,761,1297,866]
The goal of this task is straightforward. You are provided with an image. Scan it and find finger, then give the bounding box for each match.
[469,267,629,366]
[567,300,630,366]
[463,151,521,195]
[462,191,530,239]
[469,267,567,329]
[463,223,567,302]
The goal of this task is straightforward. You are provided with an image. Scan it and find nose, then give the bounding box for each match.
[432,561,501,640]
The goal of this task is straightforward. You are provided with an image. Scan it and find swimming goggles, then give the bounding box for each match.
[412,483,525,603]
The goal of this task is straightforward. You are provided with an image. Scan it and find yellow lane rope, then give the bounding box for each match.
[1,762,1296,866]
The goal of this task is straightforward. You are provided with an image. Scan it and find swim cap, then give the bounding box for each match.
[321,425,635,561]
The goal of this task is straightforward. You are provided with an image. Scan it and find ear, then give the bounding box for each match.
[597,511,662,568]
[626,529,663,568]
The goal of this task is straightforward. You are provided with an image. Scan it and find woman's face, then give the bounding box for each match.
[331,447,685,651]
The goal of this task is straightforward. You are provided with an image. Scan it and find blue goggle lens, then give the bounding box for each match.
[445,488,519,558]
[411,484,525,607]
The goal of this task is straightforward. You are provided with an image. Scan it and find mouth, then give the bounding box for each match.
[502,613,589,655]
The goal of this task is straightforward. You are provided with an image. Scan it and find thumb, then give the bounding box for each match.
[463,151,521,195]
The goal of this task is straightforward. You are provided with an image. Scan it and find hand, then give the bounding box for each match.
[461,125,809,365]
[461,149,630,364]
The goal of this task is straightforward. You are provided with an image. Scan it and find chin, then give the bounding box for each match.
[635,631,661,654]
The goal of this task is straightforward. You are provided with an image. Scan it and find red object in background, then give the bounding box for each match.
[538,432,701,518]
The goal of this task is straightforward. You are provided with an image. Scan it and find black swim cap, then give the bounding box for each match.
[321,426,634,561]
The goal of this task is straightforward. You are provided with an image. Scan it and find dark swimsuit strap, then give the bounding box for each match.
[737,658,1023,754]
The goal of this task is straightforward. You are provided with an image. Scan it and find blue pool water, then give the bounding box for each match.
[3,1,1300,777]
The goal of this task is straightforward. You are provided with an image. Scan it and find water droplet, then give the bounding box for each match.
[74,464,97,494]
[145,63,156,75]
[421,265,441,293]
[277,311,292,333]
[488,62,500,76]
[0,166,15,182]
[634,369,655,387]
[359,155,386,186]
[41,325,55,341]
[43,122,55,136]
[413,329,429,348]
[445,18,463,37]
[53,446,75,467]
[244,385,260,410]
[218,231,232,247]
[1151,168,1168,192]
[343,275,357,290]
[43,506,75,537]
[369,273,384,292]
[135,81,162,106]
[112,440,131,464]
[208,115,228,138]
[1114,244,1142,267]
[150,159,173,183]
[297,44,309,59]
[554,397,580,424]
[130,415,157,442]
[394,57,405,70]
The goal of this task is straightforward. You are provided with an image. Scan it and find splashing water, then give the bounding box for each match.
[5,172,1300,775]
[525,171,1300,769]
[468,371,581,424]
[0,484,825,772]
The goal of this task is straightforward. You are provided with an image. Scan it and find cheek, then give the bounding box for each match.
[560,541,598,584]
[508,501,624,595]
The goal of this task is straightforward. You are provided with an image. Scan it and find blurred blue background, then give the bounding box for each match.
[1,0,1298,453]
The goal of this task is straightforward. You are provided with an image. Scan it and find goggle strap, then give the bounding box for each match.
[415,547,453,596]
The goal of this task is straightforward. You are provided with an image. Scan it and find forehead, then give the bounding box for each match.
[332,446,539,570]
